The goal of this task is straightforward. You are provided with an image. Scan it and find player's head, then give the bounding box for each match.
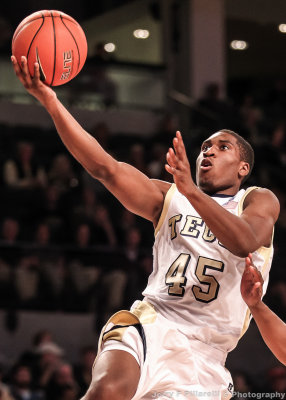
[196,129,254,194]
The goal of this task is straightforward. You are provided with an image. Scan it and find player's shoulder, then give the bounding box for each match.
[151,179,172,195]
[243,186,280,212]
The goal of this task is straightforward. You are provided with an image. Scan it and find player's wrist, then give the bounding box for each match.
[40,90,58,109]
[248,299,264,313]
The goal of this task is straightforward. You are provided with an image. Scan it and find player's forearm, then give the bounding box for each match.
[250,301,286,365]
[42,95,117,181]
[185,186,260,257]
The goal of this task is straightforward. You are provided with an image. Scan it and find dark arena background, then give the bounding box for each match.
[0,0,285,398]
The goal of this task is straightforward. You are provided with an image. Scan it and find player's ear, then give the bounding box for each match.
[238,161,250,179]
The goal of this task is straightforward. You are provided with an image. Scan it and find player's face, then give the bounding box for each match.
[196,132,248,194]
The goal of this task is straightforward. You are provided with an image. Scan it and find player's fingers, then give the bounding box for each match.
[20,56,33,86]
[165,163,175,175]
[166,148,177,168]
[252,267,264,284]
[173,131,187,160]
[33,62,41,81]
[254,282,261,289]
[11,55,29,86]
[244,258,252,275]
[254,282,262,297]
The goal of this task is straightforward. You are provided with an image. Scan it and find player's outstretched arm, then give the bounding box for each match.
[241,254,286,366]
[11,56,167,224]
[166,131,280,256]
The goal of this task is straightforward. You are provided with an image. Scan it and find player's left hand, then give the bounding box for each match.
[240,253,264,308]
[165,131,195,196]
[11,55,56,105]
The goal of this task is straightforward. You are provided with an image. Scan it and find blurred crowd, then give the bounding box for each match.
[0,329,98,400]
[0,78,285,396]
[0,328,285,400]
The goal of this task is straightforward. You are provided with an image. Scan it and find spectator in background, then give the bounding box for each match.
[0,217,22,268]
[39,185,65,243]
[3,141,46,189]
[147,143,170,181]
[14,253,52,310]
[0,218,20,244]
[34,223,51,247]
[231,370,256,400]
[18,330,53,370]
[127,144,148,175]
[0,364,14,400]
[7,364,43,400]
[263,366,286,395]
[33,342,64,392]
[48,154,79,194]
[73,223,92,249]
[72,187,117,247]
[45,362,79,400]
[73,346,97,398]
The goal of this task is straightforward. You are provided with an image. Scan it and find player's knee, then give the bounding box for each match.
[82,381,132,400]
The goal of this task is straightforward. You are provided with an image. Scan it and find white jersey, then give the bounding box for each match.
[143,184,273,353]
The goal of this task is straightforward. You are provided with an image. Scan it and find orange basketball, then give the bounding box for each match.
[12,10,88,86]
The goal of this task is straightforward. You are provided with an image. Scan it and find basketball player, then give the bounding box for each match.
[241,253,286,366]
[11,56,280,400]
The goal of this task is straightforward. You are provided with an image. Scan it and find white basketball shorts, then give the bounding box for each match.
[95,300,234,400]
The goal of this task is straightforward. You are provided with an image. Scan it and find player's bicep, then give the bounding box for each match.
[102,162,167,222]
[241,189,280,248]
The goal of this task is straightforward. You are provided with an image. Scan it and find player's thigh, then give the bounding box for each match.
[82,349,140,400]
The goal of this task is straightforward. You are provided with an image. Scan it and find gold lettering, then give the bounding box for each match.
[168,215,182,240]
[202,225,216,242]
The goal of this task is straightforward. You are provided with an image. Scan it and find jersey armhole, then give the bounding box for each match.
[154,183,176,236]
[237,186,260,216]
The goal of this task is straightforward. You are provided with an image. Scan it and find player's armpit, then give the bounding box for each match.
[101,162,170,224]
[241,188,280,248]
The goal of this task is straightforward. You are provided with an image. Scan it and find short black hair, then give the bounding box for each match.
[220,129,254,183]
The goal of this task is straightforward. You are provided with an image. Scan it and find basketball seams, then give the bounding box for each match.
[60,15,81,74]
[13,17,44,43]
[13,15,79,43]
[49,11,57,86]
[26,14,45,62]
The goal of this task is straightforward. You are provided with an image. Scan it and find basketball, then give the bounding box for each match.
[12,10,88,86]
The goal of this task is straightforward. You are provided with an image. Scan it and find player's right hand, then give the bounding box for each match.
[11,55,56,105]
[165,130,195,197]
[240,253,264,308]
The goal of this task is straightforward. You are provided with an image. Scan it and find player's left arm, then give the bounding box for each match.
[241,254,286,366]
[166,132,280,257]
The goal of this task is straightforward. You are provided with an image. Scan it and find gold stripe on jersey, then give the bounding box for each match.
[132,300,157,324]
[238,186,274,339]
[103,326,128,342]
[237,186,259,215]
[155,183,176,236]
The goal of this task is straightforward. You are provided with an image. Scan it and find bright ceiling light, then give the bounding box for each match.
[133,29,150,39]
[230,40,248,50]
[104,43,116,53]
[278,24,286,33]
